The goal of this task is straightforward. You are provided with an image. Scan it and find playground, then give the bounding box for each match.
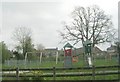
[3,56,118,69]
[2,42,119,80]
[3,42,118,69]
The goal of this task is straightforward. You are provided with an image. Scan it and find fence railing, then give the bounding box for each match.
[2,65,120,80]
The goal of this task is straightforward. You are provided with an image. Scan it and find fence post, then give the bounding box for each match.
[16,67,19,80]
[92,65,95,80]
[53,67,56,81]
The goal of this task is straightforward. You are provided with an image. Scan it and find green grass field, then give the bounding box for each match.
[2,56,118,69]
[2,56,119,80]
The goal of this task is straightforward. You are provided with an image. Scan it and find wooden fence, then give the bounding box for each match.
[2,65,120,80]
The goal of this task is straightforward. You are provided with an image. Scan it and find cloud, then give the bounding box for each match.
[2,2,64,49]
[1,0,119,50]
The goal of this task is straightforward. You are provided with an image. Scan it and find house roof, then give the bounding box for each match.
[107,45,117,51]
[74,46,102,55]
[45,48,58,51]
[93,47,102,53]
[63,43,73,48]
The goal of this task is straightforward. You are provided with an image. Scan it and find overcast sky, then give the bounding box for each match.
[0,0,119,50]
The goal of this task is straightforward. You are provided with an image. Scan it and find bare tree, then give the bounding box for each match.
[13,27,34,59]
[60,5,116,47]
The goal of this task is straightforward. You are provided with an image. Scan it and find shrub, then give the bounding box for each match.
[21,71,44,80]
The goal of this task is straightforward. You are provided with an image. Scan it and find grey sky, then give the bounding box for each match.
[1,0,119,50]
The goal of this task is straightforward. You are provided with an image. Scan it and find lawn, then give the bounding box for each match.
[2,56,118,69]
[2,56,119,80]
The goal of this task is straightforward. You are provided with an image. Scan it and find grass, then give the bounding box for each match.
[44,75,119,80]
[2,56,119,80]
[2,57,118,69]
[2,69,119,80]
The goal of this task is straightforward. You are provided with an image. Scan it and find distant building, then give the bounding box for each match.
[75,46,103,56]
[107,45,117,56]
[44,48,58,57]
[107,45,117,52]
[43,46,106,57]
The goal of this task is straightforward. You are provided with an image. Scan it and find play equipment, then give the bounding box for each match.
[83,40,93,67]
[24,52,43,66]
[88,57,92,66]
[63,43,73,68]
[72,56,78,62]
[25,50,59,67]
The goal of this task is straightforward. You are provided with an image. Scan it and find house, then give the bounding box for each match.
[58,46,104,56]
[107,45,117,52]
[43,45,104,57]
[107,45,118,56]
[74,46,103,56]
[92,47,103,55]
[44,48,58,57]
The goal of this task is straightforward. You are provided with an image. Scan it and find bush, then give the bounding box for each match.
[21,71,44,80]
